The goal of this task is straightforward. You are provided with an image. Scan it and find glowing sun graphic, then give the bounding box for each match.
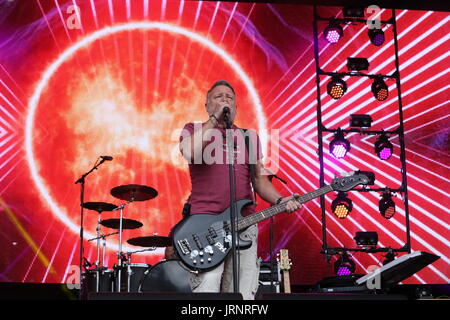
[25,22,266,255]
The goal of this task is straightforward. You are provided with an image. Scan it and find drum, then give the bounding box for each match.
[139,259,192,293]
[82,269,114,292]
[114,263,151,292]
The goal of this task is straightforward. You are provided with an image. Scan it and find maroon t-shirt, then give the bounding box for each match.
[180,122,263,217]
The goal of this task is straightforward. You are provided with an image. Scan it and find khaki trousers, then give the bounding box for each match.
[189,224,260,300]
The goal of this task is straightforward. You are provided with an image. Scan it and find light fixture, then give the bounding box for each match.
[368,28,385,46]
[327,75,347,99]
[349,114,372,128]
[331,191,353,219]
[374,133,393,160]
[354,231,378,246]
[334,251,356,276]
[347,57,369,71]
[342,7,365,18]
[329,128,351,159]
[379,189,396,219]
[324,21,343,44]
[371,76,389,101]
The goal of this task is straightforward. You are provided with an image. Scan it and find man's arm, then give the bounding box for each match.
[179,119,217,162]
[253,160,301,213]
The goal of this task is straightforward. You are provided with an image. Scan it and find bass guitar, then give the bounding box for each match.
[173,171,372,271]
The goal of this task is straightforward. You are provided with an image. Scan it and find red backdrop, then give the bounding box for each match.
[0,0,448,285]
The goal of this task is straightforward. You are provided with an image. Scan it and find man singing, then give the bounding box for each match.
[178,80,301,300]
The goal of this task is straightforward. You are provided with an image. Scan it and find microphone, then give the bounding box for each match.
[100,156,113,161]
[223,106,230,114]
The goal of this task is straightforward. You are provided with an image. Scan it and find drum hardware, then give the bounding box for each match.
[79,184,164,295]
[109,200,133,292]
[88,231,119,269]
[127,235,173,248]
[108,184,158,292]
[110,184,158,202]
[100,218,143,230]
[82,201,119,292]
[116,249,154,292]
[81,201,118,212]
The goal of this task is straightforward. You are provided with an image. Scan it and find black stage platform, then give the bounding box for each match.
[0,282,448,300]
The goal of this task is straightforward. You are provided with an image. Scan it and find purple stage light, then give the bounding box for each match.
[336,266,352,276]
[324,22,343,44]
[379,146,393,160]
[325,29,341,43]
[375,134,393,160]
[334,252,356,276]
[369,28,385,46]
[329,129,350,159]
[331,143,348,159]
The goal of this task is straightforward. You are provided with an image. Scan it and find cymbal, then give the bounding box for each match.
[127,236,172,248]
[82,202,117,212]
[100,218,143,230]
[110,184,158,202]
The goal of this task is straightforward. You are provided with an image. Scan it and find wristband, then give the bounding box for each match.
[276,197,283,205]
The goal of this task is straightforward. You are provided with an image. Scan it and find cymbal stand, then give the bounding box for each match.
[87,229,118,292]
[125,252,132,292]
[95,213,101,268]
[112,200,133,292]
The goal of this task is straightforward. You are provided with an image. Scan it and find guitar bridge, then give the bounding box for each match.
[177,239,191,255]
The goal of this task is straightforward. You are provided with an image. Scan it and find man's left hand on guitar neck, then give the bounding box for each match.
[276,193,302,213]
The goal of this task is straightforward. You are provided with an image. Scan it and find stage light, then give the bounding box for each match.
[331,192,353,219]
[379,189,396,219]
[371,76,389,101]
[343,7,365,18]
[323,21,343,44]
[354,231,378,246]
[329,129,350,159]
[327,76,347,99]
[374,134,393,160]
[347,57,369,71]
[334,252,356,276]
[368,28,385,46]
[349,114,372,128]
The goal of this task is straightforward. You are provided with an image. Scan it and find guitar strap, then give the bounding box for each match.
[240,128,257,205]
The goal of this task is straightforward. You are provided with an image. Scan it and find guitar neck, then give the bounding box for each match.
[238,184,333,230]
[283,270,291,294]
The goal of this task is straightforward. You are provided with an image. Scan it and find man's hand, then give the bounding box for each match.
[280,193,302,213]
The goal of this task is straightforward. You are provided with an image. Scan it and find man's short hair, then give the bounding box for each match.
[207,80,235,96]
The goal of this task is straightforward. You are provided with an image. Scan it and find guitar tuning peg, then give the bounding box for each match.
[341,171,355,177]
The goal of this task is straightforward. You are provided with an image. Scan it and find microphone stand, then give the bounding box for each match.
[224,111,239,294]
[74,157,107,299]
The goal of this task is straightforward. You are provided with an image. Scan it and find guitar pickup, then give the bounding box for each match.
[177,239,191,255]
[192,234,204,250]
[206,235,215,245]
[208,227,217,238]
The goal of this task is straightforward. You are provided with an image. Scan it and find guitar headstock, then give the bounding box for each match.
[278,249,291,271]
[331,171,375,192]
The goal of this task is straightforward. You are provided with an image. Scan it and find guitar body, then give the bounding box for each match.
[173,199,254,271]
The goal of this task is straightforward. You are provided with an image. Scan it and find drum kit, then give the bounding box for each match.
[81,184,192,295]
